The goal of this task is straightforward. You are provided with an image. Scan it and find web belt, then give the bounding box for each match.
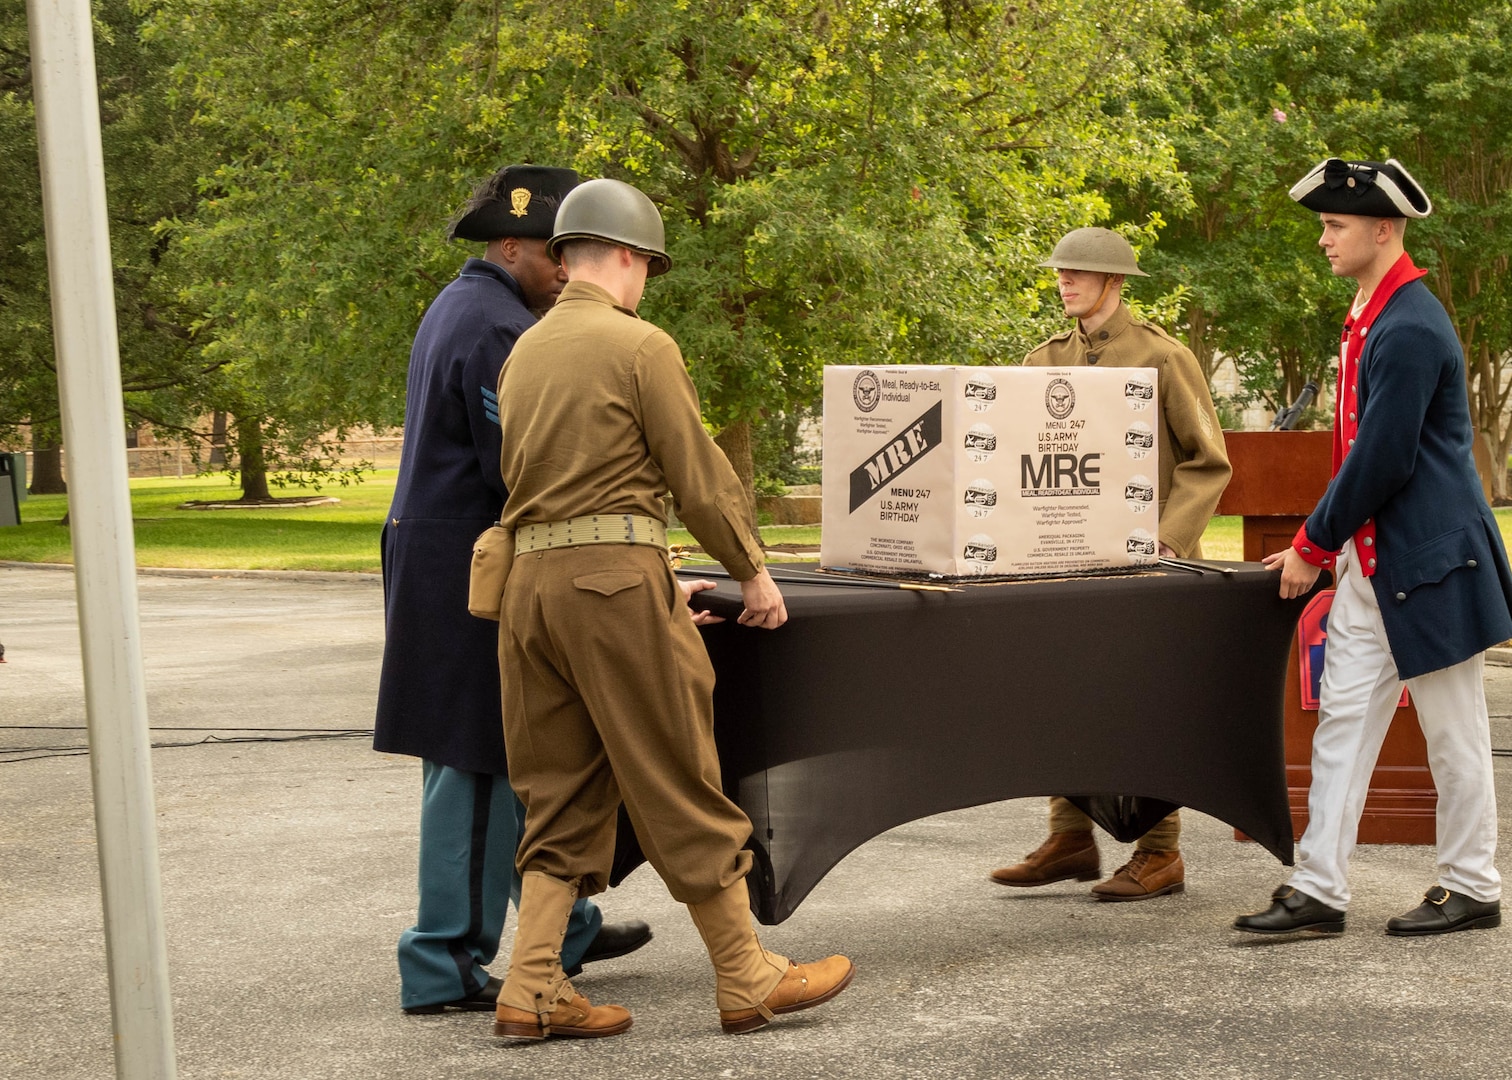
[514,513,669,555]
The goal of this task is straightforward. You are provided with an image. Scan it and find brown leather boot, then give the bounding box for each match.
[494,872,632,1040]
[494,993,633,1040]
[989,831,1099,887]
[718,955,856,1035]
[1090,849,1185,901]
[688,877,855,1034]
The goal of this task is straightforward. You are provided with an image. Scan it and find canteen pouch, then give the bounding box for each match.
[468,524,514,620]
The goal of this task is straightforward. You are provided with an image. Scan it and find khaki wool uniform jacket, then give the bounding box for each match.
[493,280,763,903]
[1028,303,1230,849]
[1024,303,1231,558]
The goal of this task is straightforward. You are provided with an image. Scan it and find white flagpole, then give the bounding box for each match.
[25,1,177,1076]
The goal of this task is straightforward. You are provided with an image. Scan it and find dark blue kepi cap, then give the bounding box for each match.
[449,165,581,242]
[1289,157,1432,219]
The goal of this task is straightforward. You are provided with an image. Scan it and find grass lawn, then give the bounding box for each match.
[0,474,398,571]
[0,473,819,572]
[1,472,1507,572]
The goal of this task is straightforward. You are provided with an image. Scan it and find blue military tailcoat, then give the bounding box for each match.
[1302,277,1512,679]
[374,258,530,774]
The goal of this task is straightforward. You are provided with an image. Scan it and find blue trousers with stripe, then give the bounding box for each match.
[397,761,602,1009]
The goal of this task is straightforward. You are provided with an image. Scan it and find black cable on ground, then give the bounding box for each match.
[0,727,374,763]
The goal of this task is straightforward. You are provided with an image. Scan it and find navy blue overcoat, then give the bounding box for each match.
[373,259,529,773]
[1303,278,1512,679]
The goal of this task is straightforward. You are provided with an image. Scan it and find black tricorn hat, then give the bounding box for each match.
[1289,157,1432,219]
[449,165,581,242]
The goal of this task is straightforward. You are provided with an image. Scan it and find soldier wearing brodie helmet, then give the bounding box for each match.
[988,225,1231,903]
[376,165,654,1016]
[490,178,854,1040]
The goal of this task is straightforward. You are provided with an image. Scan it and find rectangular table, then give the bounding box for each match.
[664,562,1314,924]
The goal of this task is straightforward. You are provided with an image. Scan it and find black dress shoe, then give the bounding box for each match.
[403,975,502,1015]
[565,919,653,977]
[1233,885,1345,935]
[1386,885,1501,937]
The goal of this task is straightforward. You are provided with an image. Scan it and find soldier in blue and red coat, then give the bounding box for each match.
[1235,157,1512,939]
[375,166,652,1013]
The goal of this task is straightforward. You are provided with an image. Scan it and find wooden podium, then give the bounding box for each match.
[1218,431,1436,844]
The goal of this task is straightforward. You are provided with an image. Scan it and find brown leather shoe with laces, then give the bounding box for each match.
[989,830,1099,887]
[1090,849,1184,901]
[494,992,632,1040]
[719,956,855,1034]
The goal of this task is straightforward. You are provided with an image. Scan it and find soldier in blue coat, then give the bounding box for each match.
[375,166,651,1013]
[1236,158,1511,939]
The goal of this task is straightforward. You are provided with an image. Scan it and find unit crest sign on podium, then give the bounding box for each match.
[821,366,1160,577]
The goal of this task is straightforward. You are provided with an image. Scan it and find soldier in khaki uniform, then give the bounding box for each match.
[489,178,853,1041]
[991,227,1232,901]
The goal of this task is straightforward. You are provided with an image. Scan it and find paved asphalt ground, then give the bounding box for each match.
[4,561,1512,1080]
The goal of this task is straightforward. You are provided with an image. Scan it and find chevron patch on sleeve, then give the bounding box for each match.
[481,385,500,426]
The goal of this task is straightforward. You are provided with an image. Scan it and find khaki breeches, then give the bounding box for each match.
[1048,797,1181,852]
[499,544,754,903]
[1041,532,1199,853]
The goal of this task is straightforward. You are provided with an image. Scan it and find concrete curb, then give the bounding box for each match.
[7,560,1512,658]
[0,559,381,585]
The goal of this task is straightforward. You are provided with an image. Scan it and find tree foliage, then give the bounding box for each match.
[1123,0,1512,497]
[13,0,1512,504]
[137,0,1188,491]
[1358,0,1512,495]
[1,0,210,451]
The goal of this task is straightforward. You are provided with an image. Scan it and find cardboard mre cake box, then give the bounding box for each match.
[820,365,1161,577]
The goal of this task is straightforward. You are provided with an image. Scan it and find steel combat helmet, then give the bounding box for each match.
[1037,227,1149,277]
[547,178,671,277]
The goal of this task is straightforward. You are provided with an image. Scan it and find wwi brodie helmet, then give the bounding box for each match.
[547,178,671,277]
[1037,227,1148,277]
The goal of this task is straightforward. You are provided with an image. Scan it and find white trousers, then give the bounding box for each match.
[1288,544,1501,909]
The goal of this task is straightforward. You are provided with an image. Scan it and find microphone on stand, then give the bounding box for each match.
[1270,381,1319,431]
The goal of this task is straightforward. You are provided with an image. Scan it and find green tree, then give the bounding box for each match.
[2,0,215,494]
[143,0,485,497]
[1124,0,1512,495]
[146,0,1188,504]
[1350,0,1512,498]
[1118,0,1366,426]
[463,0,1189,494]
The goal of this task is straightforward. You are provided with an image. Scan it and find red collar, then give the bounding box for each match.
[1345,252,1428,337]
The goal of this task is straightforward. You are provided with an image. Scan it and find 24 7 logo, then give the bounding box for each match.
[1126,529,1157,561]
[1124,376,1154,411]
[964,374,997,412]
[964,480,997,519]
[964,423,997,463]
[1125,422,1154,460]
[963,534,998,571]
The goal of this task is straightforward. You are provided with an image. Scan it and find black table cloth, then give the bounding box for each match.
[619,563,1316,924]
